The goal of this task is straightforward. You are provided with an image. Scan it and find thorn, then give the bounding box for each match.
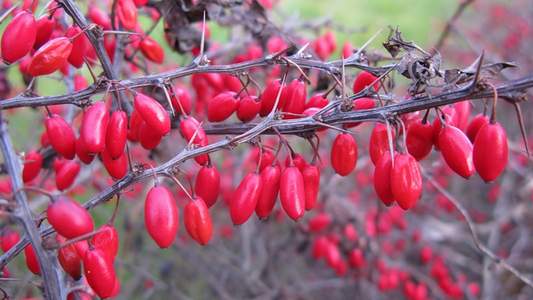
[294,43,310,57]
[354,28,383,57]
[513,102,530,157]
[469,50,484,92]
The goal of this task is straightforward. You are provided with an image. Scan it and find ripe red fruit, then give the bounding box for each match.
[259,79,283,116]
[331,133,358,176]
[140,36,164,64]
[432,106,459,148]
[55,160,80,191]
[22,150,43,183]
[184,197,213,245]
[373,152,395,206]
[170,85,192,115]
[302,164,320,210]
[117,0,137,30]
[438,125,474,179]
[342,41,354,58]
[344,97,376,128]
[105,111,127,159]
[194,165,220,208]
[406,121,434,161]
[255,164,281,219]
[81,102,109,154]
[34,16,55,50]
[308,213,331,232]
[280,166,305,221]
[1,229,20,252]
[207,91,239,122]
[1,11,36,64]
[91,225,119,260]
[57,235,82,280]
[282,79,306,118]
[306,93,329,109]
[65,26,89,68]
[237,95,261,122]
[88,5,112,30]
[24,245,40,275]
[75,138,94,164]
[391,154,422,210]
[134,93,170,136]
[230,173,262,225]
[101,149,128,179]
[45,114,76,159]
[127,109,143,142]
[179,116,207,145]
[352,71,379,94]
[369,123,391,165]
[145,186,179,248]
[83,248,117,298]
[28,37,73,76]
[138,121,163,150]
[473,122,508,182]
[47,197,94,239]
[466,114,489,142]
[454,100,471,131]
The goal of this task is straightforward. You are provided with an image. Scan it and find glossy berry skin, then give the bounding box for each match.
[81,102,109,154]
[331,133,358,176]
[34,16,55,50]
[24,245,40,275]
[76,138,95,164]
[117,0,137,30]
[466,114,489,142]
[1,11,36,64]
[352,71,379,94]
[282,79,306,119]
[406,121,434,161]
[140,36,164,64]
[207,91,239,122]
[391,154,422,210]
[139,121,163,150]
[170,86,192,115]
[134,93,170,136]
[302,164,320,210]
[179,116,207,145]
[22,150,43,183]
[369,124,391,165]
[184,197,213,245]
[83,248,116,299]
[28,37,73,76]
[438,125,475,179]
[57,235,82,280]
[45,114,76,159]
[47,197,94,239]
[237,95,261,122]
[256,164,281,219]
[88,5,112,30]
[106,111,128,159]
[306,93,329,109]
[432,106,459,148]
[91,224,119,260]
[259,79,283,116]
[280,166,305,221]
[101,149,128,180]
[145,186,179,248]
[230,173,262,225]
[65,26,89,68]
[1,229,20,252]
[55,160,80,191]
[473,122,508,182]
[373,152,395,206]
[194,165,220,208]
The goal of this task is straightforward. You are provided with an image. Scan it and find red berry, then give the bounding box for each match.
[75,138,95,164]
[105,111,128,159]
[83,248,117,298]
[306,93,329,109]
[438,125,474,179]
[259,79,283,116]
[45,114,76,159]
[170,85,192,115]
[184,197,213,245]
[373,152,395,206]
[88,5,112,30]
[473,122,508,182]
[1,11,36,64]
[255,164,281,219]
[282,79,306,119]
[91,224,119,260]
[65,26,90,68]
[101,149,128,179]
[466,114,489,142]
[140,36,164,64]
[24,244,40,275]
[406,120,434,161]
[55,160,81,191]
[280,166,305,221]
[57,235,82,280]
[81,102,109,154]
[391,154,422,210]
[230,173,262,225]
[1,229,20,252]
[369,123,391,165]
[47,197,94,239]
[28,37,73,76]
[145,186,179,248]
[138,121,163,150]
[352,71,379,94]
[34,16,55,50]
[194,165,220,208]
[237,95,261,122]
[207,91,239,122]
[134,93,170,136]
[302,164,320,210]
[22,150,43,183]
[117,0,137,30]
[331,133,358,176]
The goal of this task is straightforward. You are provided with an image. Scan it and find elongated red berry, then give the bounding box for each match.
[1,11,36,64]
[302,164,320,210]
[45,114,76,159]
[454,100,471,131]
[117,0,137,30]
[65,26,89,68]
[140,36,164,64]
[145,186,179,248]
[24,244,40,275]
[331,133,358,176]
[369,123,391,165]
[282,79,306,119]
[306,93,329,109]
[55,160,80,191]
[170,85,192,115]
[1,229,20,252]
[57,235,82,280]
[207,91,239,122]
[76,138,95,164]
[134,93,170,136]
[91,224,119,260]
[256,164,281,219]
[237,95,261,122]
[83,248,116,298]
[34,15,55,50]
[230,173,262,225]
[259,79,283,116]
[179,116,207,144]
[106,111,127,159]
[406,121,434,161]
[391,154,422,210]
[23,150,43,183]
[473,122,508,182]
[184,197,213,245]
[373,152,395,206]
[352,71,379,94]
[432,106,459,148]
[28,37,73,76]
[280,166,305,221]
[194,165,220,208]
[47,197,94,239]
[101,149,128,179]
[81,102,109,154]
[88,5,112,30]
[138,121,163,150]
[438,125,474,178]
[466,114,489,142]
